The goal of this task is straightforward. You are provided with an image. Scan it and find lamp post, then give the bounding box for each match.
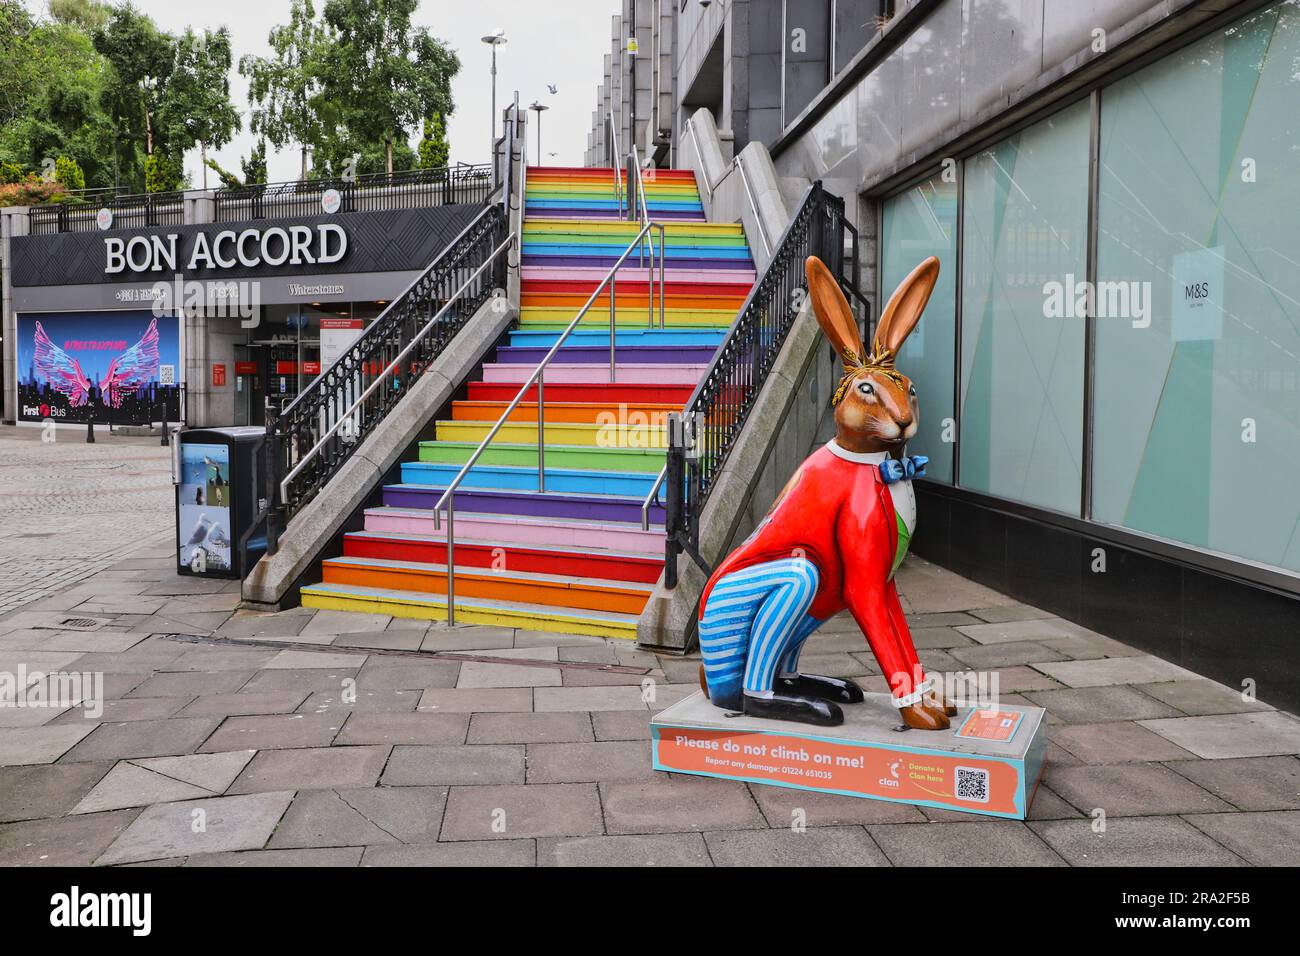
[481,30,507,157]
[529,102,550,164]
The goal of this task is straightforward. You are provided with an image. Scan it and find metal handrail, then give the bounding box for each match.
[641,464,667,531]
[279,233,515,502]
[684,117,714,200]
[734,151,772,259]
[431,218,667,624]
[607,110,624,215]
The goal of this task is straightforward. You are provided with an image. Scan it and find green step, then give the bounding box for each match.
[418,440,666,473]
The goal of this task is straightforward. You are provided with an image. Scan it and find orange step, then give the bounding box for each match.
[320,557,652,615]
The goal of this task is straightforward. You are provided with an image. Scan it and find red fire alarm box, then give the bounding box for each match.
[212,363,227,387]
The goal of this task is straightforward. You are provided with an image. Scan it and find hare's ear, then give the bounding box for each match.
[875,256,939,355]
[805,256,865,362]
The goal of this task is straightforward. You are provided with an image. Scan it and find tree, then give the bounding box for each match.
[55,155,85,190]
[94,5,177,190]
[241,140,268,185]
[158,27,241,189]
[240,0,326,180]
[317,0,459,174]
[418,113,449,169]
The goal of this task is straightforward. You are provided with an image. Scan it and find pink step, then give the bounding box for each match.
[521,265,756,286]
[363,508,667,555]
[481,363,707,385]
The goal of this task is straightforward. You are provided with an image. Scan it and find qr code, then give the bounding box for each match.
[955,766,989,803]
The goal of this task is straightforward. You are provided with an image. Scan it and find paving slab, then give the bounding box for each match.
[0,724,94,766]
[538,833,712,866]
[591,710,652,741]
[228,746,389,793]
[334,712,469,746]
[1136,679,1272,716]
[950,641,1071,669]
[455,660,561,689]
[600,777,765,834]
[525,741,656,783]
[1182,810,1300,866]
[354,660,461,690]
[868,821,1064,866]
[239,668,361,694]
[468,712,593,744]
[71,751,257,814]
[705,826,890,866]
[417,687,533,714]
[361,840,535,866]
[747,782,927,827]
[1047,763,1235,816]
[0,808,141,866]
[1029,816,1245,866]
[1162,756,1300,811]
[968,606,1058,623]
[201,714,342,752]
[330,631,425,652]
[1033,655,1201,688]
[186,847,364,867]
[97,790,294,865]
[957,618,1098,645]
[534,685,649,712]
[1024,686,1182,724]
[179,691,310,719]
[1051,722,1198,764]
[440,783,603,841]
[263,649,369,670]
[1138,712,1300,759]
[299,687,421,714]
[381,744,525,786]
[127,670,255,698]
[419,629,515,652]
[269,786,449,847]
[0,761,112,822]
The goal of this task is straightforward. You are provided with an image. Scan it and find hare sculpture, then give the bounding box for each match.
[696,255,955,730]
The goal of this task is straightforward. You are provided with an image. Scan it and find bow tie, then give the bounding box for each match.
[879,455,928,484]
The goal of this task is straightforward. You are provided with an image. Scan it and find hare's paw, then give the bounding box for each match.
[776,673,864,704]
[743,692,844,727]
[924,689,958,717]
[898,701,950,731]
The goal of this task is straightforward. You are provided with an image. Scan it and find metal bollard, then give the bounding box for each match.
[85,417,95,444]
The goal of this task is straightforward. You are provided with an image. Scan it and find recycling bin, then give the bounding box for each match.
[174,426,268,578]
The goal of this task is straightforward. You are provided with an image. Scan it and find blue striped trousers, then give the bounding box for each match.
[698,557,823,708]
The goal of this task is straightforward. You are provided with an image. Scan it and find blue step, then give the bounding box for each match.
[400,462,659,496]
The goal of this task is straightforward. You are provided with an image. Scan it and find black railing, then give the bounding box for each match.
[28,190,186,235]
[214,164,494,222]
[262,202,510,544]
[661,182,866,585]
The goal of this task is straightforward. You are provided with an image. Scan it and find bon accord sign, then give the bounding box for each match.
[104,223,348,275]
[9,205,482,288]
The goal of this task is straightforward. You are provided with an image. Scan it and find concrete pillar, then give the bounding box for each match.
[1,206,31,425]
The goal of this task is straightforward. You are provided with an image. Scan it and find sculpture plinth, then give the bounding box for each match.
[651,692,1048,819]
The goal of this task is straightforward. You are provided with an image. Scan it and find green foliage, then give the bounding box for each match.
[144,151,183,193]
[0,161,27,184]
[240,0,326,180]
[55,155,85,190]
[158,27,241,161]
[48,0,111,31]
[317,0,459,173]
[204,157,242,189]
[241,140,268,185]
[418,114,449,169]
[0,178,67,207]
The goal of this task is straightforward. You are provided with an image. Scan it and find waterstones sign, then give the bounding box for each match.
[104,223,349,276]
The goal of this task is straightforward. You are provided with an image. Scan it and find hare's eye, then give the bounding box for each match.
[857,382,875,397]
[908,385,916,397]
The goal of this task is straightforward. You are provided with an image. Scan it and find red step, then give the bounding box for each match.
[521,279,751,297]
[342,532,664,583]
[466,381,693,404]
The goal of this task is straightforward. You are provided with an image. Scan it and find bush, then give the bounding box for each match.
[54,156,85,191]
[145,152,183,193]
[0,162,27,185]
[0,179,67,207]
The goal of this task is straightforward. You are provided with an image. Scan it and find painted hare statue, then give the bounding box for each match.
[696,255,955,730]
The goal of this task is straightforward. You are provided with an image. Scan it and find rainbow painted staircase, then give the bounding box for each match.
[300,166,755,638]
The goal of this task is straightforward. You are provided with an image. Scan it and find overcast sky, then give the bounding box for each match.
[22,0,618,184]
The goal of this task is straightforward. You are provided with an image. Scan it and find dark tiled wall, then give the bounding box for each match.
[913,483,1300,715]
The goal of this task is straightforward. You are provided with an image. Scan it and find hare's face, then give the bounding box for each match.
[835,366,918,453]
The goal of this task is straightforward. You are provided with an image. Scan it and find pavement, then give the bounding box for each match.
[1,430,1298,866]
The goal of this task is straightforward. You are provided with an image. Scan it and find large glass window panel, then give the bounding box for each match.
[881,173,958,482]
[1094,1,1300,572]
[959,100,1090,514]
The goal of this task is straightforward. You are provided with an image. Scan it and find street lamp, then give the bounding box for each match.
[481,30,507,156]
[529,101,550,164]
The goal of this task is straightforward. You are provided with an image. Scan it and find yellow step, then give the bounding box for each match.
[300,583,638,639]
[434,419,667,449]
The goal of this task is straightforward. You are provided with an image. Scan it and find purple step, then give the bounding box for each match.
[495,345,718,364]
[523,207,705,221]
[383,484,666,524]
[521,255,753,270]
